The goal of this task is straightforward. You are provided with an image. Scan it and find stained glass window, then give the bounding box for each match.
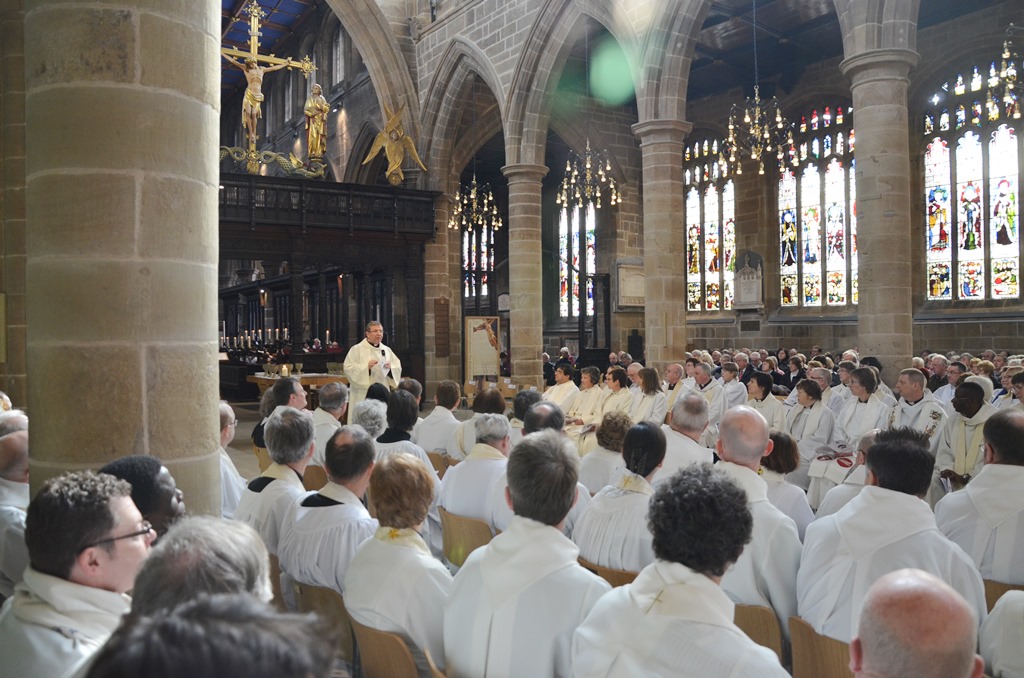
[462,218,495,301]
[683,136,736,312]
[557,204,597,318]
[778,104,857,307]
[922,48,1021,302]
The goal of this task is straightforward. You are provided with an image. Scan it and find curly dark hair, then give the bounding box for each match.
[648,465,752,577]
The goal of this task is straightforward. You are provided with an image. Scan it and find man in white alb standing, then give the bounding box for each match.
[343,321,402,423]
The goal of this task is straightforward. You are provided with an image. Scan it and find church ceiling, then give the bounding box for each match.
[221,0,318,93]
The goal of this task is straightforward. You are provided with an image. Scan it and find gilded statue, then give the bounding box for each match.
[362,103,427,185]
[304,83,329,161]
[223,55,292,145]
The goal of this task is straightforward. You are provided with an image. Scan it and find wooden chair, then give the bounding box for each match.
[427,451,449,479]
[253,445,272,472]
[293,582,356,663]
[350,618,418,678]
[425,650,447,678]
[438,506,493,568]
[734,604,784,663]
[463,381,478,408]
[984,579,1024,612]
[303,465,329,491]
[789,616,852,678]
[267,553,286,611]
[577,557,638,587]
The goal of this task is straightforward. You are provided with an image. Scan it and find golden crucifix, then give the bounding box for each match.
[221,0,315,150]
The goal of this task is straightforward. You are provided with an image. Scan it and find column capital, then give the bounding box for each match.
[631,119,693,145]
[501,163,548,183]
[840,48,919,87]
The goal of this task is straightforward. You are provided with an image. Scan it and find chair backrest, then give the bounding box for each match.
[427,451,448,479]
[984,579,1024,612]
[425,649,447,678]
[789,616,853,678]
[734,604,784,663]
[293,582,355,663]
[463,381,478,407]
[303,465,328,492]
[577,557,638,588]
[253,445,272,472]
[438,506,493,568]
[349,618,419,678]
[267,553,286,611]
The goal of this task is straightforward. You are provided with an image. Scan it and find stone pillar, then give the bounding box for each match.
[0,0,27,407]
[423,193,455,394]
[501,163,547,390]
[840,49,918,380]
[632,120,692,370]
[24,0,222,514]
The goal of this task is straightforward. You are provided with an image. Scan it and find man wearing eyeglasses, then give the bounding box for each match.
[0,470,155,677]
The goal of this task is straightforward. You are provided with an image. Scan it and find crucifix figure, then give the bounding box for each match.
[221,0,315,148]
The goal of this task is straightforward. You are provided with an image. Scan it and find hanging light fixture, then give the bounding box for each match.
[447,79,502,233]
[724,0,797,175]
[557,26,620,209]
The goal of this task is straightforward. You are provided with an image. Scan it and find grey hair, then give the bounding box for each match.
[811,367,832,382]
[857,429,881,454]
[318,382,349,412]
[0,410,28,437]
[475,413,511,446]
[671,393,709,434]
[264,406,315,465]
[350,399,386,438]
[131,516,271,616]
[735,352,748,363]
[696,362,714,378]
[506,429,579,526]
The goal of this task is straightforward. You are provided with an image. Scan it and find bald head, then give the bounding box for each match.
[626,363,641,385]
[716,406,771,469]
[852,569,983,678]
[0,429,29,483]
[665,363,684,385]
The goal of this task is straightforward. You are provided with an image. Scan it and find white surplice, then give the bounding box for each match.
[311,406,342,467]
[375,433,443,555]
[936,464,1024,584]
[834,396,889,448]
[447,413,491,461]
[233,462,307,554]
[571,472,655,572]
[716,462,801,639]
[0,476,30,600]
[0,567,130,678]
[783,401,835,490]
[981,590,1024,678]
[443,516,610,678]
[885,393,947,453]
[218,446,247,519]
[344,527,453,675]
[662,382,691,421]
[277,482,378,593]
[412,406,461,454]
[629,390,668,425]
[931,402,997,505]
[722,379,748,410]
[544,380,581,413]
[748,394,787,432]
[695,380,726,446]
[438,442,507,526]
[487,471,591,538]
[814,465,868,519]
[797,484,986,643]
[652,427,713,487]
[343,338,402,422]
[577,447,624,495]
[571,560,789,678]
[578,388,634,455]
[564,387,608,443]
[761,468,814,542]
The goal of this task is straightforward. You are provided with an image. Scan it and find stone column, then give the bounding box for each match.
[501,163,547,390]
[840,48,918,380]
[632,120,692,370]
[0,0,27,407]
[24,0,222,514]
[423,193,455,394]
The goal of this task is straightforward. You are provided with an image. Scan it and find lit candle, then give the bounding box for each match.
[276,328,280,341]
[326,330,330,344]
[258,329,262,341]
[284,328,289,341]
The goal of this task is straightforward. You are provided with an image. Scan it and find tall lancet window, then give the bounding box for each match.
[779,104,857,307]
[683,137,736,311]
[558,203,596,318]
[462,223,494,301]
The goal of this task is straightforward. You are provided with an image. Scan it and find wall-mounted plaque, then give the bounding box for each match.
[733,253,764,311]
[617,264,645,308]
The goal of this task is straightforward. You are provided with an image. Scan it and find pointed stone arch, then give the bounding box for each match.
[635,0,708,124]
[832,0,922,57]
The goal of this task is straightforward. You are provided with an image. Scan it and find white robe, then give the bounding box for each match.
[375,434,443,555]
[826,384,851,417]
[814,465,868,519]
[233,462,307,554]
[487,471,591,538]
[722,379,748,410]
[564,387,608,443]
[935,464,1024,584]
[797,484,986,643]
[344,527,453,674]
[748,395,786,432]
[695,380,726,446]
[571,560,790,678]
[761,469,814,542]
[543,380,581,413]
[934,382,956,409]
[981,591,1024,678]
[0,476,30,600]
[438,443,507,528]
[0,567,130,678]
[447,413,493,461]
[577,447,624,495]
[343,338,402,422]
[218,446,247,519]
[629,391,668,425]
[931,403,998,505]
[277,482,378,594]
[578,388,633,455]
[443,516,610,678]
[716,462,801,639]
[662,382,691,422]
[783,401,835,490]
[311,406,342,467]
[653,427,713,486]
[412,406,461,454]
[571,472,655,572]
[834,396,889,448]
[885,393,947,453]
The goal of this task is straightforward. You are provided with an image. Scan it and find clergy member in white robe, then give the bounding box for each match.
[661,363,690,423]
[216,402,248,520]
[572,421,664,572]
[446,389,508,461]
[981,591,1024,678]
[577,410,630,494]
[782,380,835,490]
[833,366,890,448]
[628,367,668,425]
[277,425,379,594]
[0,429,30,600]
[344,452,453,675]
[310,385,347,468]
[578,368,632,455]
[343,321,402,423]
[543,364,580,413]
[572,464,789,678]
[444,430,610,678]
[930,382,997,506]
[814,429,880,520]
[936,408,1024,584]
[653,392,714,487]
[694,363,726,446]
[720,362,748,410]
[762,431,814,541]
[412,380,463,454]
[437,414,510,525]
[746,372,786,432]
[885,368,947,454]
[564,367,607,443]
[798,433,986,644]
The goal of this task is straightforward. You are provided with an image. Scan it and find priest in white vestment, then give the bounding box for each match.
[277,425,379,594]
[814,429,880,519]
[746,372,786,432]
[931,381,998,506]
[934,361,966,410]
[720,362,748,410]
[437,414,510,525]
[578,369,631,455]
[217,403,247,519]
[654,393,714,486]
[661,363,690,423]
[446,389,508,461]
[310,382,348,467]
[763,432,814,541]
[345,452,453,675]
[412,380,462,454]
[0,427,30,600]
[936,409,1024,584]
[694,363,726,446]
[782,379,835,490]
[981,591,1024,677]
[572,464,789,677]
[572,421,665,572]
[564,367,607,443]
[628,367,668,425]
[343,321,402,423]
[885,368,947,454]
[444,430,610,678]
[543,364,580,413]
[798,430,986,643]
[715,407,802,640]
[578,410,630,494]
[833,366,890,448]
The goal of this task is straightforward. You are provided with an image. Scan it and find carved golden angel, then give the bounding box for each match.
[362,103,427,185]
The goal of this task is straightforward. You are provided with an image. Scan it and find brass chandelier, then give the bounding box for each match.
[446,174,502,232]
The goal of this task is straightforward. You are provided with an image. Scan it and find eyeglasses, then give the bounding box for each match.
[227,420,238,427]
[80,521,153,551]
